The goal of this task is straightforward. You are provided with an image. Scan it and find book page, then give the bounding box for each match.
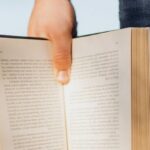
[65,29,131,150]
[0,38,67,150]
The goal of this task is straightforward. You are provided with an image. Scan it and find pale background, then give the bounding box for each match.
[0,0,119,36]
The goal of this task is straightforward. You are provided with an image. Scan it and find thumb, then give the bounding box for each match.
[52,33,72,84]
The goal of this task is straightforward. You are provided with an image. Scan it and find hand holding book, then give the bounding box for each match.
[28,0,75,84]
[0,28,149,150]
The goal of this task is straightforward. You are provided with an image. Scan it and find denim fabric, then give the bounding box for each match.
[119,0,150,28]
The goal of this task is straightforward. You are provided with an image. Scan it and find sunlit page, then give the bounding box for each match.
[65,29,131,150]
[0,38,67,150]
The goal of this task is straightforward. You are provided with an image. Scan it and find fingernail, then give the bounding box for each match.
[57,71,69,84]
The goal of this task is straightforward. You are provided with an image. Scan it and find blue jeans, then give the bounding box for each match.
[119,0,150,28]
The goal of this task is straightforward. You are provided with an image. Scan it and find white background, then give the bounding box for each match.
[0,0,119,36]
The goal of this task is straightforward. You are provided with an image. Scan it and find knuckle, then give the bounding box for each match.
[53,50,71,70]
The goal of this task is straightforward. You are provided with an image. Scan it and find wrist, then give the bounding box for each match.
[35,0,70,6]
[35,0,70,3]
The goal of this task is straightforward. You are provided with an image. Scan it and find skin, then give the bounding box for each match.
[28,0,75,84]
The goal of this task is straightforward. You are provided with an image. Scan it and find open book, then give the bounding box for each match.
[0,28,149,150]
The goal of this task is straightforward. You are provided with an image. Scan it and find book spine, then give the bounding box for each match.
[131,28,150,150]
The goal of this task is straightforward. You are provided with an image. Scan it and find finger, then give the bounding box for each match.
[28,28,49,39]
[52,33,72,84]
[28,28,72,84]
[28,23,37,37]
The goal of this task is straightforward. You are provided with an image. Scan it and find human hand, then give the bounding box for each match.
[28,0,76,84]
